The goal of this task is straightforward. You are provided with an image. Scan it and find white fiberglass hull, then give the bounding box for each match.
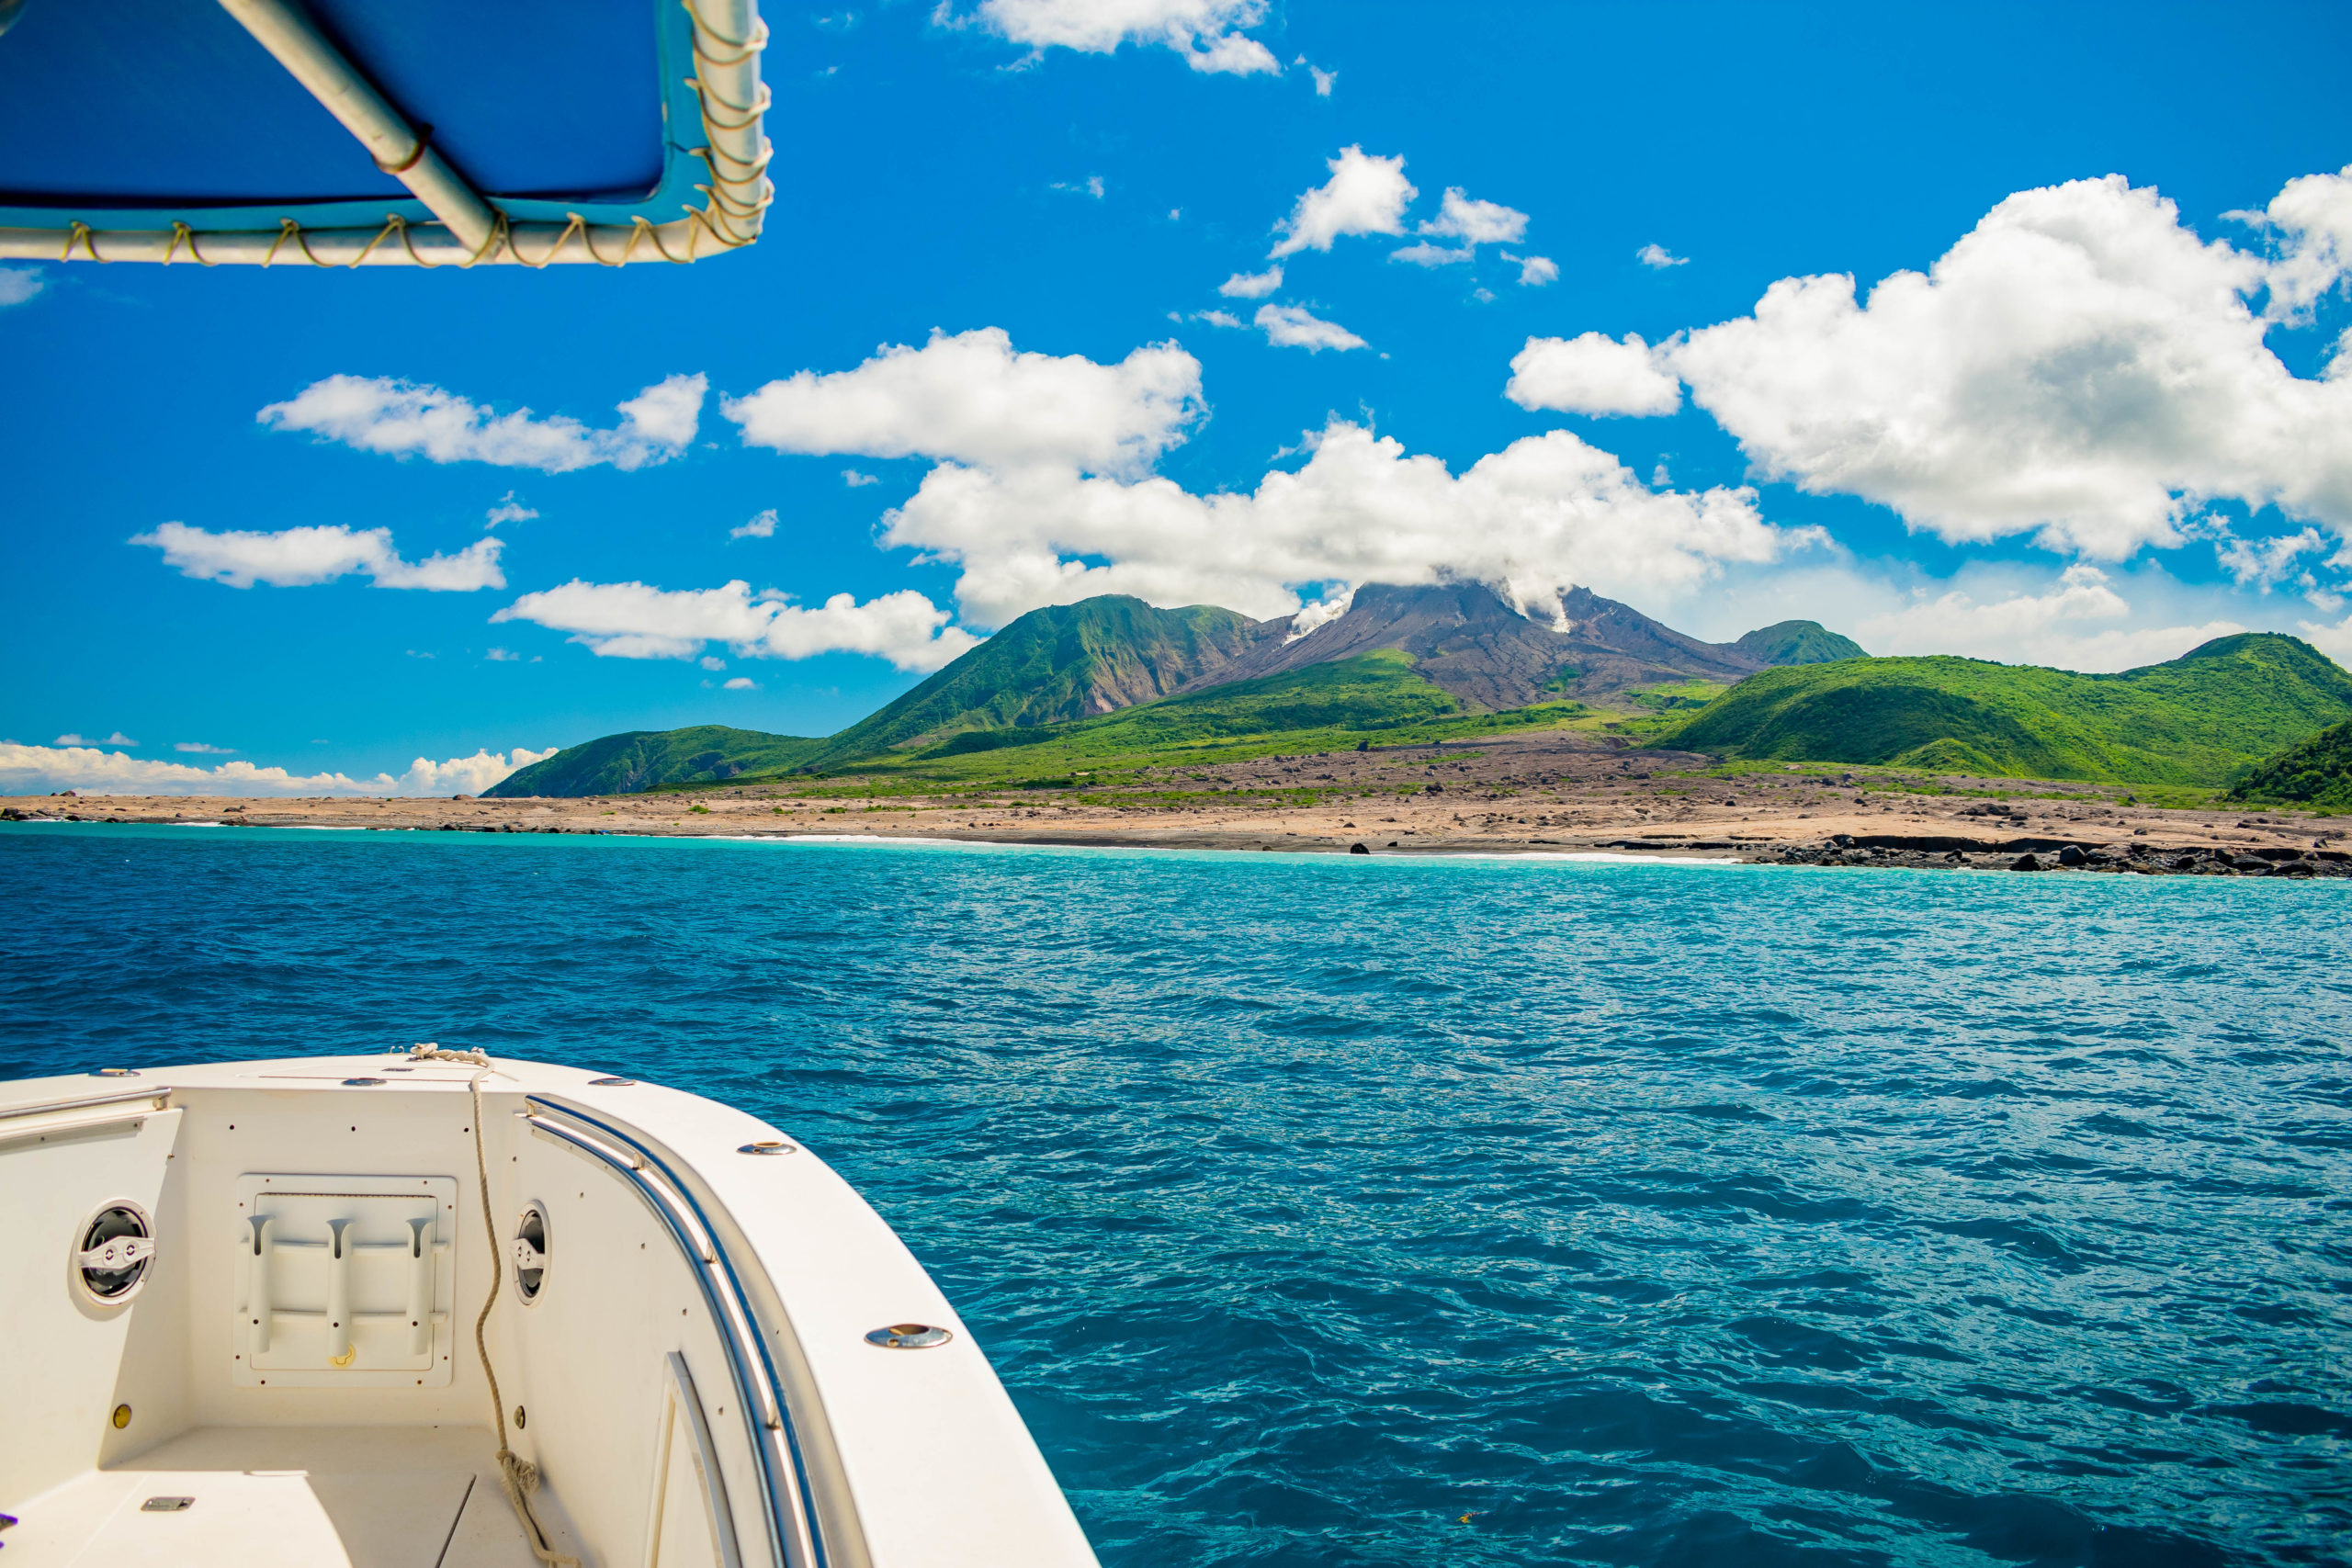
[0,1052,1097,1567]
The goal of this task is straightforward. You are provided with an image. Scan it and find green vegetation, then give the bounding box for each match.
[2224,718,2352,812]
[1653,633,2352,786]
[487,726,823,798]
[1733,620,1870,665]
[490,595,2352,806]
[805,595,1264,765]
[824,651,1591,784]
[1623,680,1733,713]
[507,649,1602,800]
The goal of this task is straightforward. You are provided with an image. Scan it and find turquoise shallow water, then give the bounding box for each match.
[5,824,2350,1566]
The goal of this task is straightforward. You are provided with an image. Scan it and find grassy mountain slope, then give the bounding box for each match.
[825,649,1593,784]
[2224,719,2352,811]
[808,596,1269,764]
[1654,633,2352,785]
[1734,620,1870,665]
[931,649,1464,757]
[487,726,824,797]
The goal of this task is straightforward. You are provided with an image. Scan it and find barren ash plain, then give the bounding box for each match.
[11,731,2348,878]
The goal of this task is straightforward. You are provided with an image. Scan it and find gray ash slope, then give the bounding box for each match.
[1198,581,1826,709]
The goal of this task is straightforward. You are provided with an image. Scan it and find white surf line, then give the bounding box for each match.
[758,834,1747,866]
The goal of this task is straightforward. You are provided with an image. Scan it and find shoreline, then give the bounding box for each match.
[9,729,2347,879]
[7,812,2346,878]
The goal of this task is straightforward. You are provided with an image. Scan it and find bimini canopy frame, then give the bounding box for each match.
[0,0,770,266]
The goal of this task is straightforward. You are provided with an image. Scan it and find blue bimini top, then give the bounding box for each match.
[0,0,771,267]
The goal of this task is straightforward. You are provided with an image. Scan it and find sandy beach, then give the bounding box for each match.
[7,733,2346,876]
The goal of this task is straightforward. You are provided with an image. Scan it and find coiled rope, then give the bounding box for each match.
[409,1043,578,1567]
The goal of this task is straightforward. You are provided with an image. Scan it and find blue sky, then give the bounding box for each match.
[5,0,2350,794]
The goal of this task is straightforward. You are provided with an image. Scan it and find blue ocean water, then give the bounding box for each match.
[5,825,2349,1567]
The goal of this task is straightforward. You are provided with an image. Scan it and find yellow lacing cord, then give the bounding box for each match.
[461,210,513,268]
[564,212,625,267]
[62,220,102,262]
[350,215,403,268]
[163,221,215,265]
[513,211,584,269]
[698,179,766,224]
[407,1043,579,1568]
[691,136,772,182]
[390,214,443,269]
[261,217,333,267]
[678,0,773,254]
[628,213,692,264]
[685,74,770,131]
[681,0,766,57]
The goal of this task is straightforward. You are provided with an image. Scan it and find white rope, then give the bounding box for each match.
[408,1043,579,1567]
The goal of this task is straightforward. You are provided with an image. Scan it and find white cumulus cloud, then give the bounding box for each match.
[721,327,1203,479]
[1506,333,1682,417]
[1419,187,1529,245]
[0,744,557,798]
[485,493,537,527]
[1636,243,1688,269]
[2301,610,2352,665]
[258,373,706,473]
[1645,170,2352,558]
[962,0,1279,74]
[730,508,780,539]
[1218,265,1283,297]
[1254,304,1367,352]
[1855,565,2248,671]
[1507,253,1558,287]
[1271,146,1415,257]
[1389,243,1473,268]
[492,581,978,672]
[2242,164,2352,321]
[2205,522,2331,592]
[721,327,1814,633]
[0,265,46,306]
[880,419,1814,631]
[132,522,505,592]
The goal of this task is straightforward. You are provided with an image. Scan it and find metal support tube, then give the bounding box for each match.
[215,0,498,251]
[3,3,770,266]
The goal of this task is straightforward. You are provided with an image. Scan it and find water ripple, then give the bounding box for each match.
[2,826,2347,1566]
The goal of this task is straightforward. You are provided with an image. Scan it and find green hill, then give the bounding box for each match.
[1654,633,2352,785]
[2224,719,2352,812]
[1734,620,1869,665]
[920,649,1466,759]
[808,595,1269,765]
[486,726,823,797]
[863,650,1590,781]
